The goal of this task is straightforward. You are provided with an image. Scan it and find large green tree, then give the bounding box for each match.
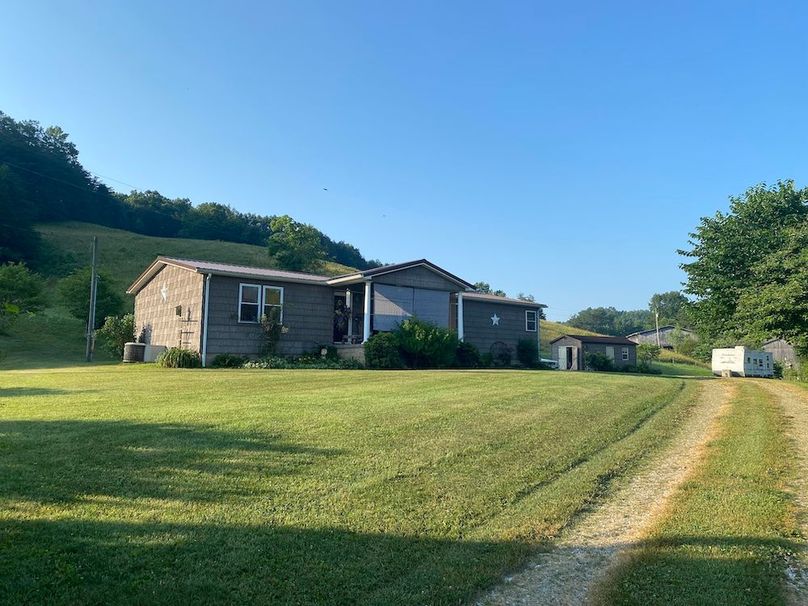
[734,223,808,356]
[648,291,690,326]
[58,268,123,329]
[473,282,507,297]
[267,215,326,272]
[680,180,808,344]
[0,262,46,334]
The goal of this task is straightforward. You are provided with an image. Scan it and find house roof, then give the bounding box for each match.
[126,256,331,294]
[463,292,547,308]
[328,259,475,289]
[128,257,542,306]
[625,325,692,338]
[550,334,637,346]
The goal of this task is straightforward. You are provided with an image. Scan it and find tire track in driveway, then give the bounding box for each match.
[755,380,808,605]
[477,379,732,606]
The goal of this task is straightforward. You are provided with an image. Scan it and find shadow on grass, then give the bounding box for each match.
[592,534,802,606]
[1,519,801,605]
[0,420,341,503]
[0,518,533,605]
[0,387,96,398]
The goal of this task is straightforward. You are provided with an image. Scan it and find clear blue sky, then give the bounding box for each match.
[2,1,806,319]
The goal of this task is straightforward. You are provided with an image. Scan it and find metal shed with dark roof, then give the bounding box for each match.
[550,334,637,370]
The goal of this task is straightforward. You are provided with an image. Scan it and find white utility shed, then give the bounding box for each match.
[711,346,774,377]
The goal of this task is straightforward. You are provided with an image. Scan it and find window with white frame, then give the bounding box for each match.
[239,284,285,323]
[239,284,261,322]
[525,310,538,332]
[622,347,629,361]
[263,285,284,323]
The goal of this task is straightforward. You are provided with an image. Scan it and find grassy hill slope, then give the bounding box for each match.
[540,320,600,355]
[1,222,357,369]
[36,222,356,299]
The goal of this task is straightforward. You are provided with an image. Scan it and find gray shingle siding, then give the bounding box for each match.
[461,298,541,362]
[372,265,461,292]
[205,276,333,360]
[133,264,204,351]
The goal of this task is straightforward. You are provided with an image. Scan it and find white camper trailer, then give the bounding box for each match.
[711,346,774,377]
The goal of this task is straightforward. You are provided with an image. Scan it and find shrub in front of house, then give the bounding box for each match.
[396,319,459,368]
[156,347,202,368]
[490,342,513,367]
[364,332,405,369]
[516,338,539,367]
[96,313,135,359]
[455,341,481,368]
[210,353,248,368]
[584,352,614,372]
[244,356,363,370]
[637,343,661,364]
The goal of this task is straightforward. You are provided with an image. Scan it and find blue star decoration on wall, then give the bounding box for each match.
[491,314,500,326]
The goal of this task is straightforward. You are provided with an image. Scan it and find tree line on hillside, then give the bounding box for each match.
[566,291,690,337]
[0,111,380,270]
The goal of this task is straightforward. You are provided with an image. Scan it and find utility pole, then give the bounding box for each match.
[654,308,661,348]
[85,236,98,362]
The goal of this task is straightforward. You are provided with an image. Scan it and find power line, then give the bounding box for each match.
[1,160,115,197]
[2,159,143,196]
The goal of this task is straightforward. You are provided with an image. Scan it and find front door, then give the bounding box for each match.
[333,294,348,343]
[559,346,578,370]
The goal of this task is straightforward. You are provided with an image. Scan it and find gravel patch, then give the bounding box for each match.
[478,379,731,606]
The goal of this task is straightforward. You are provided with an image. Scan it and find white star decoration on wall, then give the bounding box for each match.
[491,314,500,326]
[160,285,168,302]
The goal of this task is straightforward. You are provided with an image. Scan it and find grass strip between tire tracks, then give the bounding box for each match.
[591,381,802,606]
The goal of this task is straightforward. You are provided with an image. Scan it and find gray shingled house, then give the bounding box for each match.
[551,335,637,370]
[127,257,546,366]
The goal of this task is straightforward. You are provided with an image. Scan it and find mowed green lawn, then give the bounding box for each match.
[0,366,699,604]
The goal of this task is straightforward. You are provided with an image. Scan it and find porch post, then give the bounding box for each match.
[362,280,372,343]
[346,289,353,338]
[457,292,464,341]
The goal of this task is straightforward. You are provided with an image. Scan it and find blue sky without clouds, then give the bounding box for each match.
[2,1,806,319]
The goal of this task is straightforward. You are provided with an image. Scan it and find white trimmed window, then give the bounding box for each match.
[239,284,261,323]
[622,347,629,361]
[263,285,284,323]
[525,310,538,332]
[239,284,285,323]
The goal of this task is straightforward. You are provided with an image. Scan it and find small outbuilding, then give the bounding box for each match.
[762,339,800,370]
[551,335,637,371]
[711,346,774,377]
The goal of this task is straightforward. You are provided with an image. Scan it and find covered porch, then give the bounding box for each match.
[326,259,475,346]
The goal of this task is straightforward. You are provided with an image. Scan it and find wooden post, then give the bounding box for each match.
[85,236,98,362]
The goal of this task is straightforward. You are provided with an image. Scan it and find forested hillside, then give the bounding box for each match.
[0,110,379,269]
